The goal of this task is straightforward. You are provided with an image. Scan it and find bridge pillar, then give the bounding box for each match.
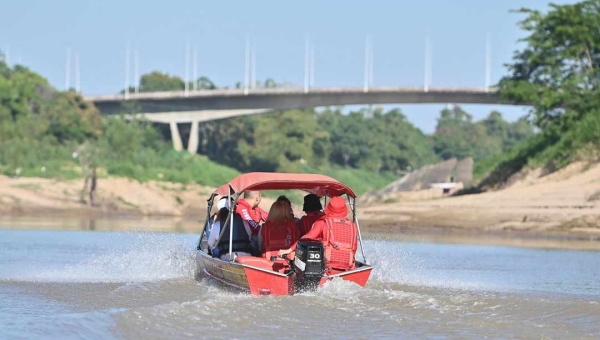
[187,120,199,154]
[169,121,183,151]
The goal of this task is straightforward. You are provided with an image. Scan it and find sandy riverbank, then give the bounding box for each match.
[1,162,599,250]
[359,162,600,242]
[0,175,212,218]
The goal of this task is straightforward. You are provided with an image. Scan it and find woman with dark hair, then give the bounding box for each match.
[260,200,300,259]
[276,195,291,205]
[276,195,300,224]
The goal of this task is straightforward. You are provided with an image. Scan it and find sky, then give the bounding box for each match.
[0,0,576,133]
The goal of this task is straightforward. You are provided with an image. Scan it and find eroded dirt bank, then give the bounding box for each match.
[1,163,600,250]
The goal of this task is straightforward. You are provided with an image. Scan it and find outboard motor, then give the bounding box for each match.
[291,239,325,292]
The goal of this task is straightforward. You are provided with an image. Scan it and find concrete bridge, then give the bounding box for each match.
[85,86,512,153]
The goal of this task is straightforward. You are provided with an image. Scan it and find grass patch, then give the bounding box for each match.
[299,165,397,196]
[104,152,240,187]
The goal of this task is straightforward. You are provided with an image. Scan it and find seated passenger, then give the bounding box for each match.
[276,195,300,224]
[298,193,325,235]
[260,200,300,259]
[206,196,233,241]
[213,210,253,261]
[207,205,230,258]
[279,196,358,271]
[236,191,268,256]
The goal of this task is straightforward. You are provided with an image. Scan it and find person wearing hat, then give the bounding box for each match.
[279,196,358,271]
[298,193,325,235]
[206,197,233,254]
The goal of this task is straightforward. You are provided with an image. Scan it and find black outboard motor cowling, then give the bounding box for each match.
[291,239,325,292]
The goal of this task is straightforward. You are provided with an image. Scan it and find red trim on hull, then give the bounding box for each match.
[324,266,372,287]
[196,250,372,296]
[244,266,294,296]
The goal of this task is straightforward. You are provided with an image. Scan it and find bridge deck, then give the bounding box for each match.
[86,86,518,118]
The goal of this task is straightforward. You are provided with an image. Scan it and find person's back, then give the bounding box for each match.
[216,212,253,260]
[298,212,324,234]
[261,200,299,259]
[298,194,325,235]
[319,214,357,271]
[279,196,358,271]
[261,220,299,258]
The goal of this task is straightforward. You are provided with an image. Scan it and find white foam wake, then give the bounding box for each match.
[15,233,197,283]
[363,239,491,291]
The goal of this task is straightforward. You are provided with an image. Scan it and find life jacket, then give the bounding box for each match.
[299,212,325,235]
[322,217,358,270]
[217,213,253,255]
[236,199,265,235]
[261,220,299,259]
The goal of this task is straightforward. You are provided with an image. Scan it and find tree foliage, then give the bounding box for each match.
[499,0,600,133]
[433,106,534,161]
[139,71,185,92]
[0,63,102,144]
[130,72,218,93]
[473,0,600,188]
[0,59,238,186]
[0,56,539,192]
[195,107,442,174]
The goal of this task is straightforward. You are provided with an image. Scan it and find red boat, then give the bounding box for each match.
[195,172,373,296]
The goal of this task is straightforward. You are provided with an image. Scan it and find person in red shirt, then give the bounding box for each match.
[298,193,325,235]
[236,190,268,255]
[279,196,358,271]
[260,200,300,259]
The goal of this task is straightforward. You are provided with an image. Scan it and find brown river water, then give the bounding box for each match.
[0,224,598,339]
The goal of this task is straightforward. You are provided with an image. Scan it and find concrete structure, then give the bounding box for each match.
[364,157,472,199]
[85,87,518,152]
[87,87,507,116]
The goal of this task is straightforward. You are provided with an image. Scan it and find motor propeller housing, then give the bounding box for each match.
[291,239,325,292]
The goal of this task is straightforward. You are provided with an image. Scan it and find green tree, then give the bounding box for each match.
[237,110,331,172]
[139,71,184,92]
[432,106,534,162]
[196,76,217,90]
[319,108,438,172]
[505,118,535,150]
[433,106,475,160]
[499,0,600,133]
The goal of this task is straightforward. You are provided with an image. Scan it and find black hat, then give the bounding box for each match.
[302,194,322,212]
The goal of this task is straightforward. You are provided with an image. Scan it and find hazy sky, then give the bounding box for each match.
[0,0,574,132]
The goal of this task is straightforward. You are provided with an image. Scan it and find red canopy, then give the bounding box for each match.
[214,172,356,198]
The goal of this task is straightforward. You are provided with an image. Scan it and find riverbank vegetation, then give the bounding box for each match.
[472,0,600,189]
[0,61,238,189]
[0,51,533,196]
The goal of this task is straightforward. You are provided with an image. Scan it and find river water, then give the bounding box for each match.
[0,229,598,339]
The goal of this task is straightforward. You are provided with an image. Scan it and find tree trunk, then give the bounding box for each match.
[89,167,97,206]
[80,174,89,204]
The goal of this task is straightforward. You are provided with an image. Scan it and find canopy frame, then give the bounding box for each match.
[213,172,356,199]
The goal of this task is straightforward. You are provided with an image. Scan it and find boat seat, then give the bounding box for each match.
[235,256,289,273]
[262,250,279,260]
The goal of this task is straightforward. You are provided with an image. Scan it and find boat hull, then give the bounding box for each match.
[196,250,372,296]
